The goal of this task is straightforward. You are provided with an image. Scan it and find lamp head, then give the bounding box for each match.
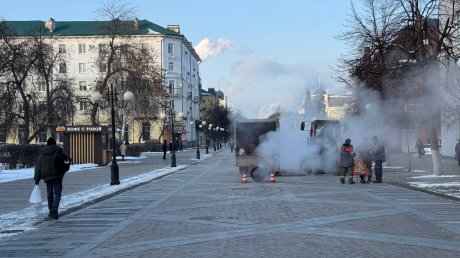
[123,91,134,101]
[90,92,102,103]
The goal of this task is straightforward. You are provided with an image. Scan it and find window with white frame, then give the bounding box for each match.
[38,81,46,92]
[59,63,67,73]
[58,44,66,53]
[79,81,87,91]
[79,63,87,73]
[168,43,174,54]
[0,83,6,95]
[168,80,175,94]
[168,62,174,71]
[79,101,87,111]
[98,43,108,52]
[78,44,86,54]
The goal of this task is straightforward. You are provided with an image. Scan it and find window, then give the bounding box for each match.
[99,63,107,73]
[142,122,150,142]
[38,81,46,92]
[79,101,87,111]
[78,44,86,54]
[168,80,175,94]
[38,130,47,143]
[79,81,87,91]
[98,43,108,52]
[168,62,174,72]
[59,63,67,73]
[0,124,6,142]
[0,83,6,95]
[168,43,174,54]
[58,44,66,53]
[79,63,87,73]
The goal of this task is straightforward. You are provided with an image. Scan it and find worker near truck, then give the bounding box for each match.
[340,138,356,184]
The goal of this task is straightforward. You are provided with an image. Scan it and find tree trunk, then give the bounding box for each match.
[430,127,443,175]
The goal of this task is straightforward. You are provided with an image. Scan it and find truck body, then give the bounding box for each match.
[234,118,279,181]
[301,119,341,174]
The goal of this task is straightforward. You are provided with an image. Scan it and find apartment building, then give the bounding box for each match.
[1,18,201,144]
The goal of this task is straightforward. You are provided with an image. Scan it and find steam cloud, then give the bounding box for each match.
[195,38,235,61]
[251,64,451,175]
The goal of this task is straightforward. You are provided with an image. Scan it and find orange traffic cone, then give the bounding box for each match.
[241,170,248,184]
[269,170,276,183]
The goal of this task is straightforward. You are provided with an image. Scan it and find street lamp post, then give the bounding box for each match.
[160,101,183,167]
[90,84,134,185]
[194,119,201,159]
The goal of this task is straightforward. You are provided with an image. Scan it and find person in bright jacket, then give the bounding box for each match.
[340,138,356,184]
[34,137,69,220]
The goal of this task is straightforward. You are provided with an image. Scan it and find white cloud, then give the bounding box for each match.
[195,38,235,61]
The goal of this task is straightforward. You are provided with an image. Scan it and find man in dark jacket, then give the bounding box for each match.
[340,138,356,184]
[371,136,386,183]
[162,140,167,159]
[455,139,460,165]
[34,137,69,220]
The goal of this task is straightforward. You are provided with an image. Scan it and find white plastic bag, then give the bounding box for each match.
[29,185,42,204]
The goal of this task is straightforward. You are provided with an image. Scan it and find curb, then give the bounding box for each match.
[388,181,460,203]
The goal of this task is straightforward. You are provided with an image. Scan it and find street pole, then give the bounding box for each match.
[205,129,209,154]
[109,84,120,185]
[196,120,200,159]
[171,101,177,167]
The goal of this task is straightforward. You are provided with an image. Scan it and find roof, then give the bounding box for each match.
[3,19,181,37]
[215,90,224,99]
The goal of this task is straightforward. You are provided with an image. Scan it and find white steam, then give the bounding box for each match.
[195,38,235,61]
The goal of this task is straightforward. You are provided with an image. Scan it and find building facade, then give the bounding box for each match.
[1,19,201,145]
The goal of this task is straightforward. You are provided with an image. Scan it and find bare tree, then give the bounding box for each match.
[338,0,460,175]
[90,0,168,137]
[0,21,40,143]
[32,28,76,139]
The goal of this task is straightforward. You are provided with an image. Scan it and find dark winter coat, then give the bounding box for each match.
[340,144,356,168]
[34,145,63,182]
[455,142,460,160]
[162,142,167,152]
[371,140,386,162]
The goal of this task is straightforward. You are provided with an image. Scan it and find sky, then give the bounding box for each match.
[1,0,354,118]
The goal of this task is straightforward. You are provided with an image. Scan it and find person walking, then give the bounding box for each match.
[370,136,386,183]
[162,140,168,159]
[455,139,460,165]
[119,141,127,161]
[339,138,356,184]
[229,141,235,153]
[357,137,373,183]
[415,138,424,158]
[34,137,70,220]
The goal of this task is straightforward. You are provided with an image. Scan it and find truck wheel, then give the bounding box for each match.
[250,167,266,182]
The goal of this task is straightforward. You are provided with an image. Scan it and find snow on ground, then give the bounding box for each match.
[408,182,460,188]
[0,151,210,239]
[410,175,459,179]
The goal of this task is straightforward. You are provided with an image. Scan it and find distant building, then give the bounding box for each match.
[0,19,201,144]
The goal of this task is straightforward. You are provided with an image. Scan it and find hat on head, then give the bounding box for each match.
[345,138,351,144]
[47,137,56,146]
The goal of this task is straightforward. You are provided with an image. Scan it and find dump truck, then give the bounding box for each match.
[234,118,279,181]
[300,118,341,174]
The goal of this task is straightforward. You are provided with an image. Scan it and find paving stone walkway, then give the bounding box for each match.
[1,150,460,257]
